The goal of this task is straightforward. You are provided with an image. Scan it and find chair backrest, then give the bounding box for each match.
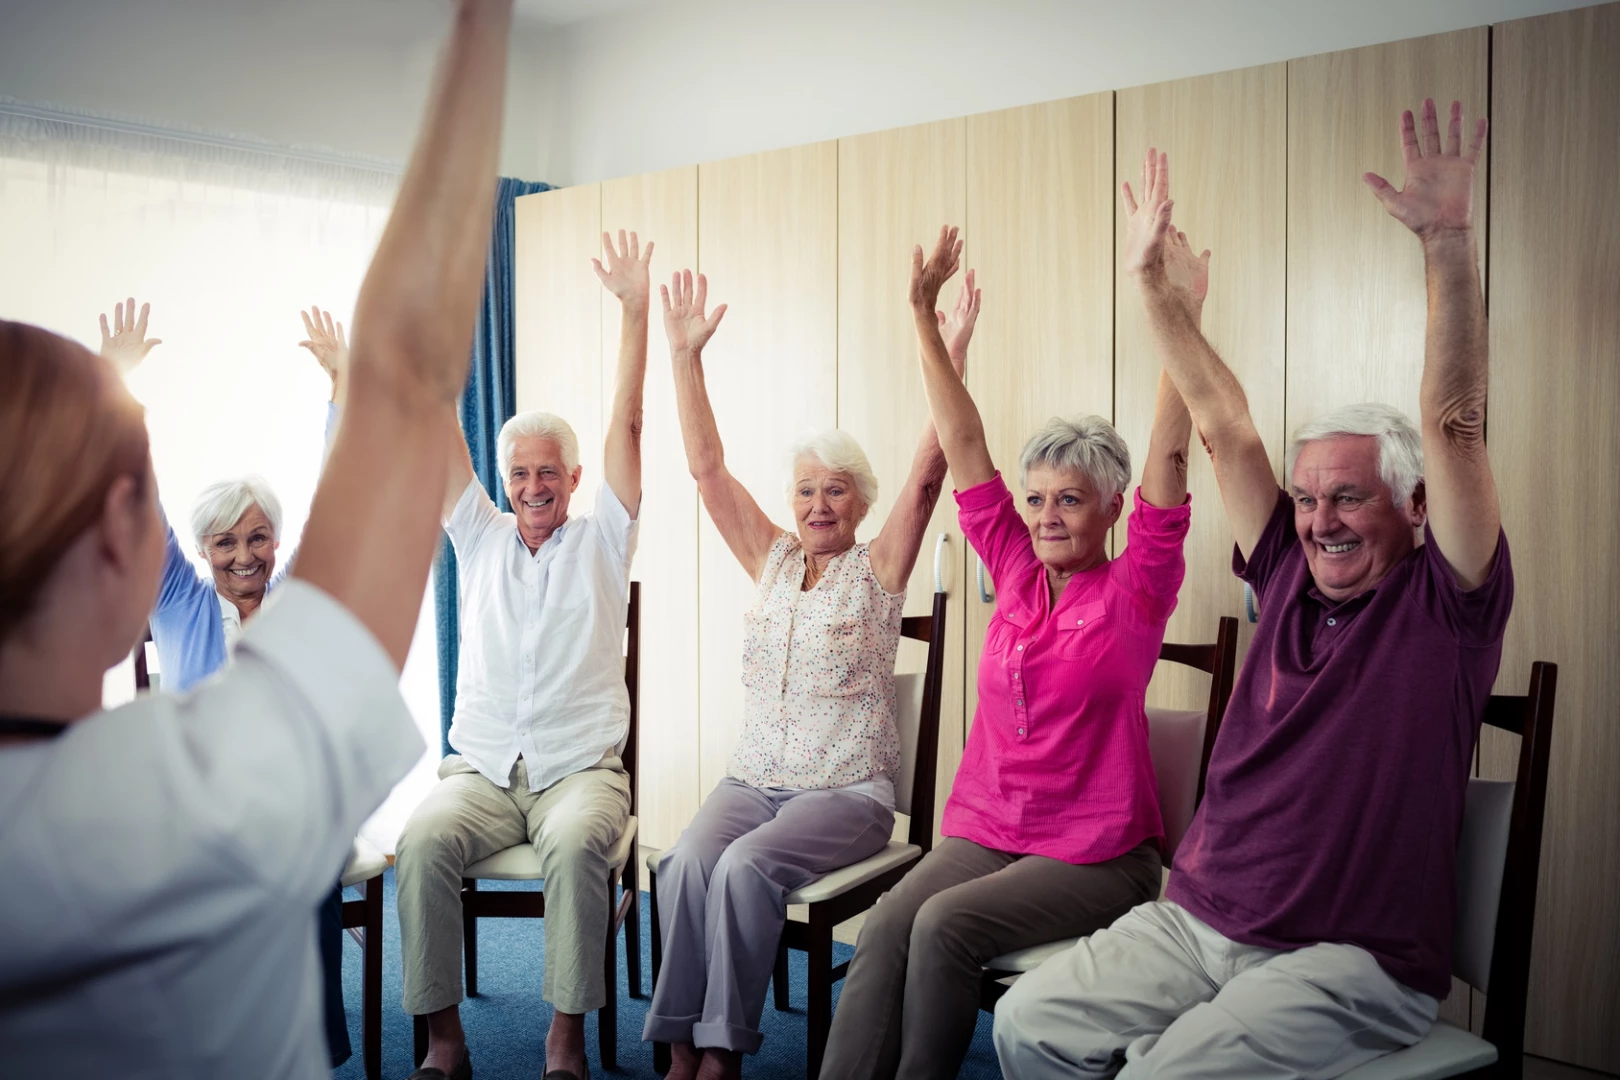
[623,581,641,817]
[133,624,153,692]
[1147,616,1239,864]
[893,591,949,852]
[1457,661,1558,1067]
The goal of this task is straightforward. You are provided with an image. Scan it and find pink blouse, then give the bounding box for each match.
[942,474,1191,864]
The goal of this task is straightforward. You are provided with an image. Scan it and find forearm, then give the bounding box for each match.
[912,308,995,488]
[671,348,728,481]
[1419,231,1488,449]
[604,303,649,512]
[1136,278,1254,445]
[1141,369,1193,508]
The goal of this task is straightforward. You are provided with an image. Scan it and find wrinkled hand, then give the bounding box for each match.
[299,306,348,400]
[935,269,980,376]
[1364,99,1486,242]
[661,269,727,356]
[910,226,963,314]
[1163,227,1211,319]
[99,297,162,377]
[1121,148,1175,282]
[592,229,654,310]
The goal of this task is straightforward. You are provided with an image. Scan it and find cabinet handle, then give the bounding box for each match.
[932,532,949,594]
[977,555,994,604]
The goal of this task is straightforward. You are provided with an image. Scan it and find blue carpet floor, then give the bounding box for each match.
[333,870,1005,1080]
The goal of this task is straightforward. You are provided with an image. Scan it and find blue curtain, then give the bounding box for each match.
[435,176,552,753]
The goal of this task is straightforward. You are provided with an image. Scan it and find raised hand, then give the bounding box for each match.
[661,269,727,356]
[935,269,981,375]
[1121,148,1175,282]
[1364,99,1486,242]
[1164,228,1212,321]
[592,229,654,310]
[299,305,348,400]
[910,226,963,314]
[98,297,162,377]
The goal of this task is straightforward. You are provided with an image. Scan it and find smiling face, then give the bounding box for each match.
[791,456,865,559]
[204,503,278,607]
[1021,463,1122,575]
[504,435,581,551]
[1291,435,1425,602]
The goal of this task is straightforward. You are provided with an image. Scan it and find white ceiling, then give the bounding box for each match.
[514,0,665,25]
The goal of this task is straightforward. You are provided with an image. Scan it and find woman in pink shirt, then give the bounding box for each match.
[821,221,1206,1080]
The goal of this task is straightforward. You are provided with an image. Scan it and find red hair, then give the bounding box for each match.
[0,321,151,642]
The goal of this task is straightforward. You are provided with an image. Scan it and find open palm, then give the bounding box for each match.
[1364,98,1486,239]
[661,269,726,355]
[593,229,653,308]
[99,298,162,377]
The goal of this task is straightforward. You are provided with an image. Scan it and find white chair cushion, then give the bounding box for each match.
[784,841,922,905]
[1145,705,1207,862]
[985,936,1078,974]
[464,816,638,881]
[1335,1022,1497,1079]
[892,672,925,818]
[340,836,387,888]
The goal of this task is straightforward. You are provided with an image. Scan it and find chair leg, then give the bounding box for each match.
[413,1013,428,1066]
[807,914,833,1080]
[773,938,791,1011]
[461,878,478,998]
[600,878,618,1072]
[362,877,384,1080]
[650,868,670,1075]
[625,855,643,999]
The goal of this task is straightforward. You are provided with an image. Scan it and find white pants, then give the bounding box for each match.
[993,900,1438,1080]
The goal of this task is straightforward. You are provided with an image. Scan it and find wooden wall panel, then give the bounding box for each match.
[601,167,700,850]
[1286,29,1488,434]
[1113,64,1286,713]
[514,184,604,482]
[962,94,1115,734]
[837,119,968,841]
[694,144,840,797]
[1487,5,1620,1070]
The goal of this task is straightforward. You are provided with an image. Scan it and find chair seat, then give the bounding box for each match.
[985,936,1078,974]
[1336,1022,1497,1080]
[464,816,639,880]
[785,841,921,904]
[340,836,387,888]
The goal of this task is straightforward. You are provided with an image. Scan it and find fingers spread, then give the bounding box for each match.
[100,313,111,340]
[1446,100,1463,156]
[1420,98,1441,156]
[1467,116,1488,164]
[642,239,655,264]
[1400,109,1420,164]
[659,283,672,313]
[1121,180,1138,215]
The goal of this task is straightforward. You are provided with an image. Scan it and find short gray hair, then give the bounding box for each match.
[1288,403,1423,507]
[498,410,579,477]
[190,476,282,551]
[784,429,879,508]
[1018,416,1131,500]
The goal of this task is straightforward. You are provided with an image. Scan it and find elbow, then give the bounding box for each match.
[1425,397,1489,460]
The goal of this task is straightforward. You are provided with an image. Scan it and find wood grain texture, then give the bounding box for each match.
[1112,64,1286,715]
[514,184,604,482]
[961,94,1115,734]
[1485,5,1620,1070]
[837,118,968,842]
[1286,28,1488,434]
[601,167,700,850]
[694,143,840,797]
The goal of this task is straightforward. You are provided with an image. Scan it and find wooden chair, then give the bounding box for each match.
[339,838,387,1080]
[979,615,1240,1007]
[648,590,950,1079]
[1338,661,1558,1080]
[413,581,643,1070]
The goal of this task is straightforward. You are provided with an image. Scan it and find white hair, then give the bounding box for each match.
[1288,403,1424,507]
[783,429,879,508]
[1019,415,1131,500]
[190,476,283,551]
[498,410,579,477]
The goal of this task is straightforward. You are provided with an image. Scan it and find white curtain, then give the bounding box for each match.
[0,98,440,851]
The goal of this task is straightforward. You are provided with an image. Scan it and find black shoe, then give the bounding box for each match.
[406,1050,472,1080]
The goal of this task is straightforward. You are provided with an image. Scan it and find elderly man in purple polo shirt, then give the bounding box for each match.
[994,99,1513,1080]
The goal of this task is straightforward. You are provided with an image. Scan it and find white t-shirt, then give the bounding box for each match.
[0,580,423,1079]
[445,479,638,793]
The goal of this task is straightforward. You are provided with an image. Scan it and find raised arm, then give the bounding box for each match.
[1138,227,1203,509]
[869,264,980,594]
[663,269,781,580]
[298,305,347,405]
[1124,149,1276,558]
[99,298,162,378]
[594,229,653,518]
[1364,99,1498,588]
[910,226,996,492]
[292,0,511,667]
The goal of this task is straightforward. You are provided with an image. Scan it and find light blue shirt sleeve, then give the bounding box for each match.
[148,507,227,692]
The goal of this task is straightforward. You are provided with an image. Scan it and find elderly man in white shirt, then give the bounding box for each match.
[395,229,654,1080]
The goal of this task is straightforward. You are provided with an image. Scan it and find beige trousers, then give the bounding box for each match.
[395,753,631,1016]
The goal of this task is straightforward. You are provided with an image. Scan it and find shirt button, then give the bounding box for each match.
[1016,644,1024,652]
[1326,617,1337,627]
[525,655,533,665]
[1077,618,1085,626]
[1017,726,1026,735]
[1016,699,1024,706]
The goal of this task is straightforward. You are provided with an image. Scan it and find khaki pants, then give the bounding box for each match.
[395,753,631,1016]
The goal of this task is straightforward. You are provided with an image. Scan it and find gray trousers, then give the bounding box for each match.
[643,777,895,1054]
[819,836,1162,1080]
[395,753,631,1016]
[993,900,1438,1079]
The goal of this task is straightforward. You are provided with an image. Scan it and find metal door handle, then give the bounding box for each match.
[932,532,949,594]
[977,555,994,603]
